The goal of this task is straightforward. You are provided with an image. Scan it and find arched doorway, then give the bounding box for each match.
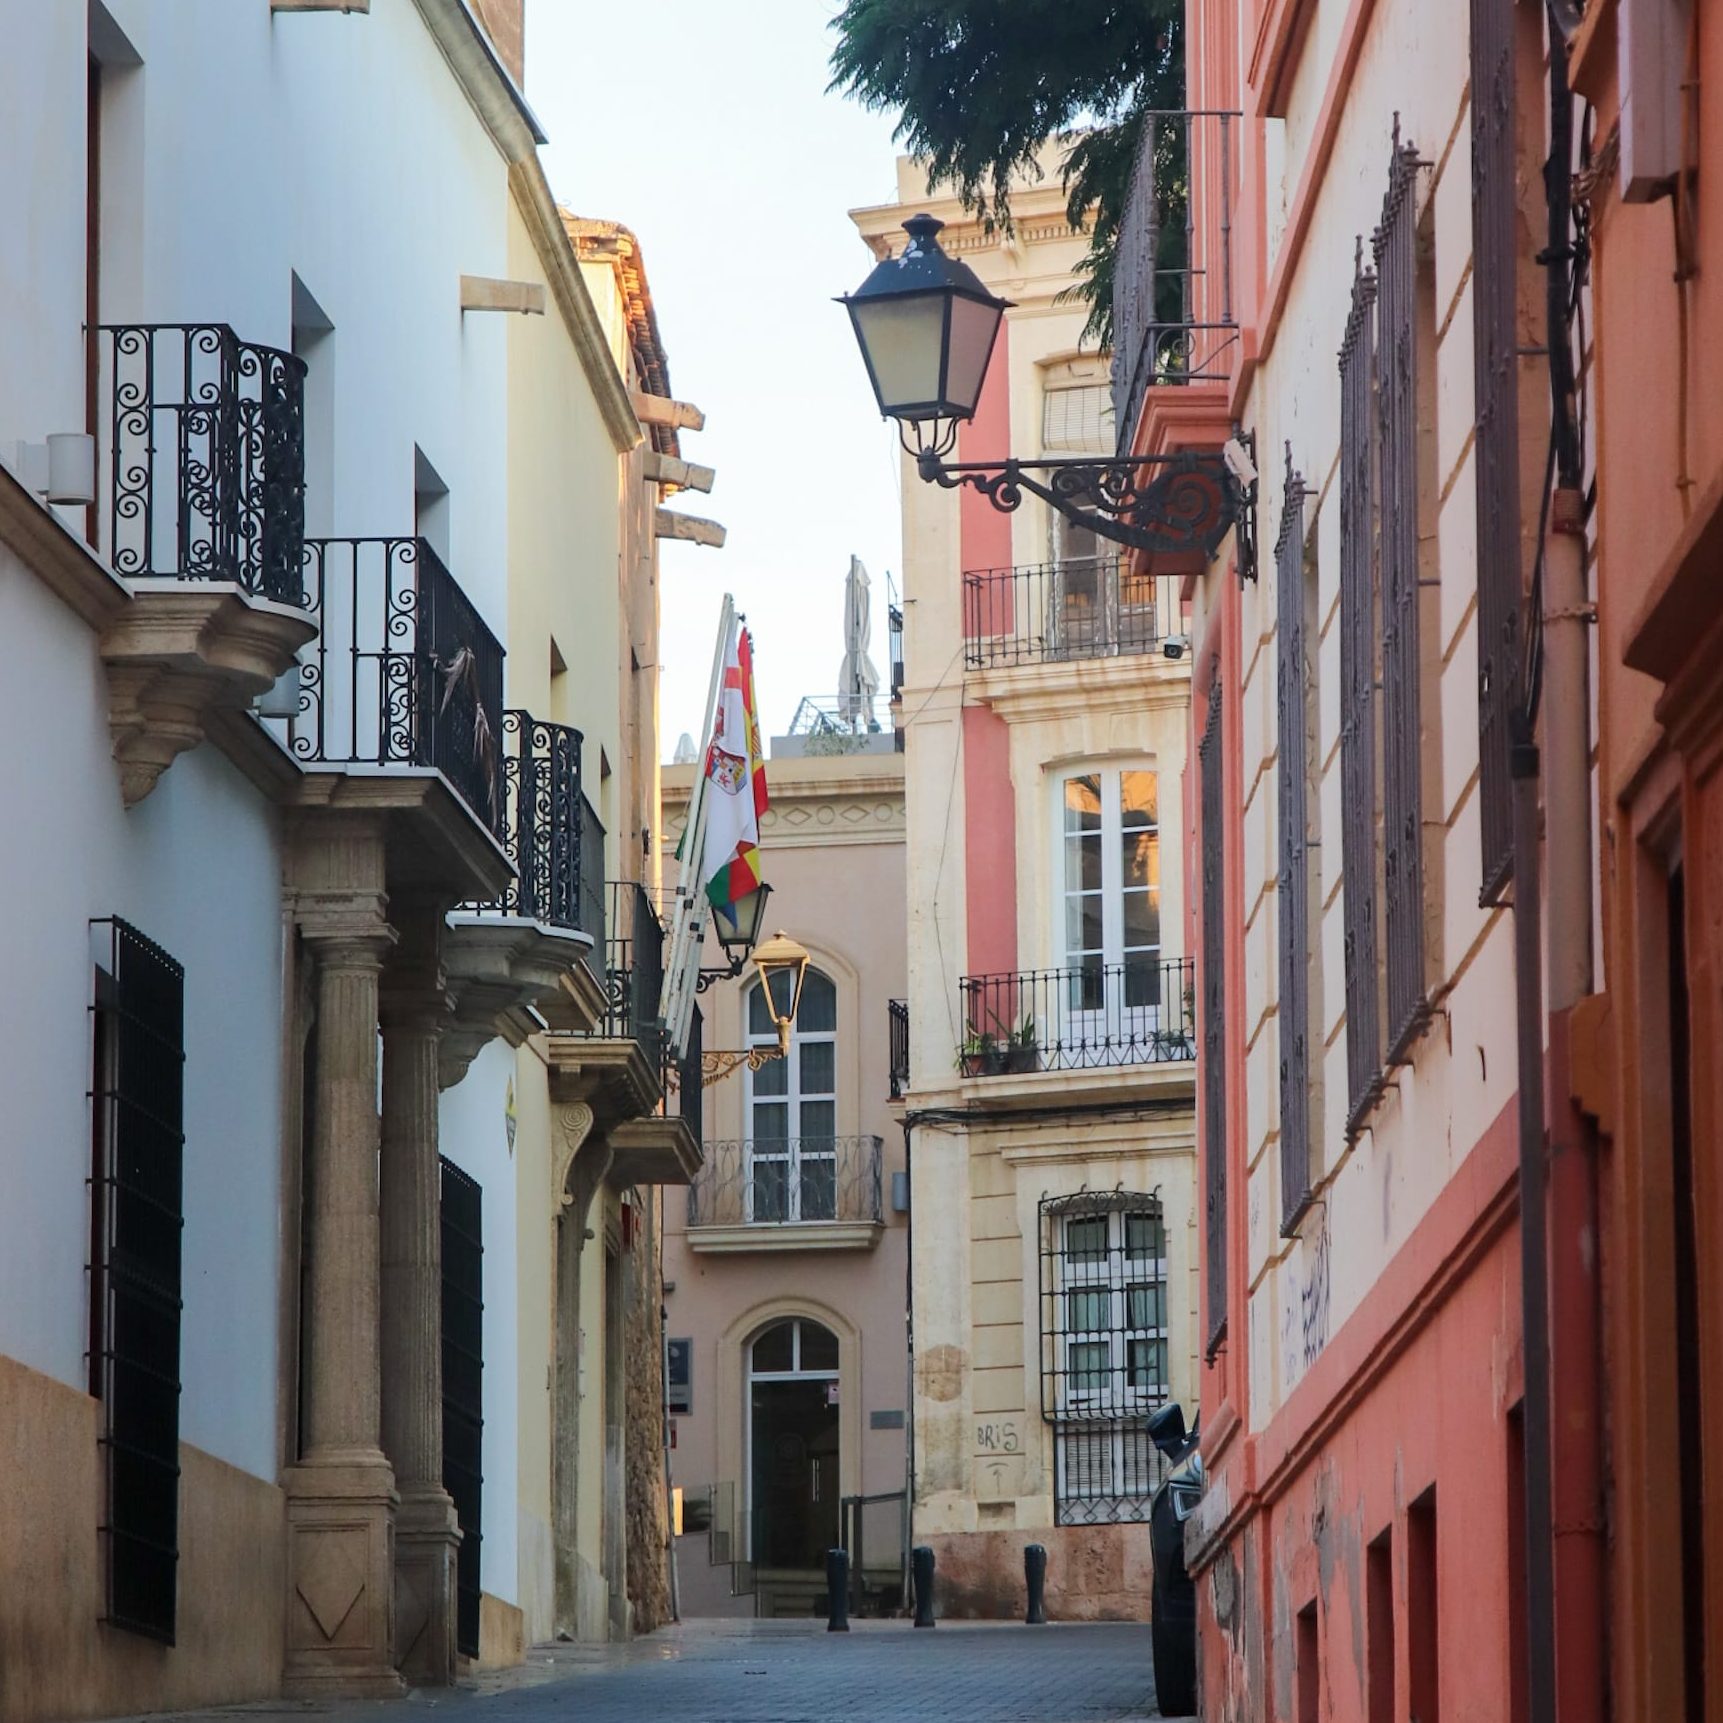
[748,1317,840,1571]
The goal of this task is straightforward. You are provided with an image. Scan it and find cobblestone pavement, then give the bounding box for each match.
[131,1618,1168,1723]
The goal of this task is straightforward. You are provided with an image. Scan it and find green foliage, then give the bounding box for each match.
[828,0,1183,346]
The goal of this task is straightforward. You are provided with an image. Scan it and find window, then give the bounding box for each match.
[1199,678,1228,1355]
[745,967,837,1222]
[89,917,184,1644]
[1339,240,1385,1136]
[440,1157,483,1662]
[1040,1195,1169,1525]
[1277,457,1316,1230]
[1057,767,1163,1021]
[1375,129,1432,1064]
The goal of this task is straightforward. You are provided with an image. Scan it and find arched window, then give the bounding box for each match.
[744,967,837,1222]
[749,1317,839,1379]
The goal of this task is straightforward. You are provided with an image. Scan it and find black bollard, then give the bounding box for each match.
[912,1544,937,1627]
[826,1547,851,1631]
[1024,1543,1048,1623]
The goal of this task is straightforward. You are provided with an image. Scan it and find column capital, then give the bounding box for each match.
[301,909,397,968]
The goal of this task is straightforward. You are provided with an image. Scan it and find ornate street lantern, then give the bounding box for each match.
[840,213,1010,453]
[751,928,811,1056]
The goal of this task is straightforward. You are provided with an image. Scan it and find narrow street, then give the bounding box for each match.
[134,1622,1165,1723]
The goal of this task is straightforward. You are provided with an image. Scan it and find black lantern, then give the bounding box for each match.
[840,214,1011,452]
[714,882,772,966]
[837,211,1258,576]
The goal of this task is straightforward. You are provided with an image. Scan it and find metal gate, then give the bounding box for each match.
[440,1158,484,1660]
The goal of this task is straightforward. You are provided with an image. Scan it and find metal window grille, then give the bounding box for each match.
[1038,1193,1169,1526]
[101,323,306,603]
[1470,0,1522,906]
[1339,246,1385,1135]
[1276,454,1314,1231]
[1375,130,1430,1064]
[1199,678,1228,1355]
[89,918,185,1644]
[440,1158,484,1662]
[887,998,910,1100]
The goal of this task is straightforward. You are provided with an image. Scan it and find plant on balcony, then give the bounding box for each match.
[1004,1014,1043,1074]
[959,1028,1007,1078]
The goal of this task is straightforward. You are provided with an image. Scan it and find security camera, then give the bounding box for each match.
[1162,637,1188,661]
[1222,436,1257,489]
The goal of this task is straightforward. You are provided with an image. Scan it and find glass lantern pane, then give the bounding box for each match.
[850,294,950,416]
[944,292,1005,416]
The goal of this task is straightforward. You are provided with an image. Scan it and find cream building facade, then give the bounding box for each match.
[661,744,910,1618]
[850,161,1201,1618]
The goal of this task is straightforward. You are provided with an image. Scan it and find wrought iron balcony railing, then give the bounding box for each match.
[963,556,1186,670]
[460,713,605,970]
[101,323,306,604]
[958,957,1197,1075]
[687,1136,884,1229]
[888,998,910,1101]
[287,537,505,838]
[588,880,666,1069]
[1111,111,1241,446]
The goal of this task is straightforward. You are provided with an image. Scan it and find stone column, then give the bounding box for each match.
[283,815,403,1698]
[379,895,461,1683]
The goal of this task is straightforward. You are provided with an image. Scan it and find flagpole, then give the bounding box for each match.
[660,595,736,1054]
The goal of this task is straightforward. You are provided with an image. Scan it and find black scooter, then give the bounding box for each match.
[1146,1402,1203,1718]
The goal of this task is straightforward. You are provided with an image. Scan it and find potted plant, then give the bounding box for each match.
[959,1029,1006,1078]
[1004,1014,1042,1074]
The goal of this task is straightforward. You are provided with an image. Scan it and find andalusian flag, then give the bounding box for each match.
[702,623,768,930]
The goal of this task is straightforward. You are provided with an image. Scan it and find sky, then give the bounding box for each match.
[525,1,909,753]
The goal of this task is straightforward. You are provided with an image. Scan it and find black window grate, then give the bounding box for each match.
[1276,453,1314,1232]
[1470,0,1522,906]
[1339,245,1384,1136]
[89,917,185,1645]
[1375,129,1430,1065]
[1038,1193,1169,1525]
[440,1158,484,1662]
[1199,678,1228,1356]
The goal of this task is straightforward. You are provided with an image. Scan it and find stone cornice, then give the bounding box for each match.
[966,653,1193,727]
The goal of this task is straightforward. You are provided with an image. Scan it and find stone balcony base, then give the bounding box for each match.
[440,914,600,1087]
[100,580,316,805]
[686,1219,883,1253]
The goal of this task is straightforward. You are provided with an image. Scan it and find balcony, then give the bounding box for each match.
[441,715,609,1076]
[958,958,1197,1083]
[94,323,317,803]
[101,322,307,602]
[963,556,1186,671]
[686,1136,885,1253]
[288,536,505,840]
[1111,110,1241,451]
[888,998,909,1101]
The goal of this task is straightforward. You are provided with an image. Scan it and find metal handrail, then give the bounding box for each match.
[1111,110,1242,445]
[289,536,506,838]
[101,322,306,603]
[957,957,1198,1073]
[687,1136,885,1228]
[962,555,1186,669]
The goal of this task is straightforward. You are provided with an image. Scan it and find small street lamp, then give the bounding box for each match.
[673,923,813,1087]
[750,928,811,1057]
[840,214,1257,575]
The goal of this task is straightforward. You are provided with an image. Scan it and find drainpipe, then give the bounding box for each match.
[1539,17,1608,1721]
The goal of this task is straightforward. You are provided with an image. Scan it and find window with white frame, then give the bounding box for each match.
[744,967,837,1222]
[1057,768,1163,1022]
[1040,1193,1170,1525]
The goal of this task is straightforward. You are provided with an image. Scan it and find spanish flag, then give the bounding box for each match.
[702,623,768,928]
